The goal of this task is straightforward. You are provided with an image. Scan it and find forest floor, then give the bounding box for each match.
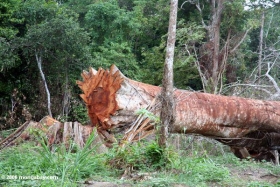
[80,163,280,187]
[81,165,280,187]
[0,132,280,187]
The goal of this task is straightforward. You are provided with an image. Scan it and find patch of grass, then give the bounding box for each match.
[169,154,230,186]
[0,131,114,187]
[1,133,279,187]
[105,140,178,172]
[0,129,16,139]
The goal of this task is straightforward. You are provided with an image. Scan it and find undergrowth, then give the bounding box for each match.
[0,132,280,187]
[0,131,114,187]
[106,141,178,172]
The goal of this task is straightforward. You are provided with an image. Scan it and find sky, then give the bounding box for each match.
[245,0,280,9]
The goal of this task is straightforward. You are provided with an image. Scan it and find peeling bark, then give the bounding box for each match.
[35,50,52,117]
[258,11,265,79]
[3,65,280,162]
[77,65,280,162]
[159,0,177,148]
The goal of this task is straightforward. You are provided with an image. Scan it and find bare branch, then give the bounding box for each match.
[182,0,209,30]
[229,28,252,54]
[265,8,274,38]
[192,44,207,92]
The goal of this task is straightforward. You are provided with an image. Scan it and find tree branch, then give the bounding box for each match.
[35,49,52,117]
[229,28,252,54]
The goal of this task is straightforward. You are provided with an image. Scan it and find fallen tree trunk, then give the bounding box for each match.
[77,65,280,162]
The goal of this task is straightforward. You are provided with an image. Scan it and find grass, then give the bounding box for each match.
[0,132,280,187]
[0,131,116,187]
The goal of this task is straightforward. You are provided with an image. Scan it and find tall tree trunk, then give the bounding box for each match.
[159,0,178,148]
[190,0,251,94]
[209,0,224,94]
[62,72,71,119]
[258,11,265,81]
[35,50,52,117]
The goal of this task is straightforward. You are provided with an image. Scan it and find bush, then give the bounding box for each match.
[106,140,178,172]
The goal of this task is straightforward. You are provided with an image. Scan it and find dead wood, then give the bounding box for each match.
[2,65,280,162]
[0,116,107,153]
[76,65,280,162]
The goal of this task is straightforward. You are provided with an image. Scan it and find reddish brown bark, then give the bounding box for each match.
[77,65,280,161]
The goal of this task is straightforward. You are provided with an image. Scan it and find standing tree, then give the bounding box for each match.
[19,0,90,118]
[258,10,265,80]
[159,0,178,148]
[183,0,253,94]
[237,5,280,100]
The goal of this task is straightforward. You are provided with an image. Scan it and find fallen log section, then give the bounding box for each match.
[77,65,280,162]
[1,65,280,163]
[0,116,107,153]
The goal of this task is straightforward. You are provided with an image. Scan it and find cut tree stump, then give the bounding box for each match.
[0,116,107,154]
[76,65,280,162]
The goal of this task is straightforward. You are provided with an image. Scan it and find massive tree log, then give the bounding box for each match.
[77,65,280,162]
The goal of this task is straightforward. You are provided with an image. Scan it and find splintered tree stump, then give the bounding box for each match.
[0,116,108,154]
[77,65,280,162]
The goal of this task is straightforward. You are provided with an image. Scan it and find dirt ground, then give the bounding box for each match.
[81,166,280,187]
[229,166,280,184]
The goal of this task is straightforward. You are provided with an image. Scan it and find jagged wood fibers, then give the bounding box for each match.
[2,65,280,163]
[76,65,280,162]
[0,116,107,154]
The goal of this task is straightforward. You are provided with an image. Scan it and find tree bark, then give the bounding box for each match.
[35,50,52,117]
[77,65,280,162]
[195,0,251,94]
[3,65,280,162]
[0,116,108,154]
[159,0,177,148]
[210,0,224,94]
[258,11,265,81]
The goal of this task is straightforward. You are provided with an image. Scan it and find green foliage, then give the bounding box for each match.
[86,1,125,43]
[264,6,280,48]
[13,0,92,118]
[222,0,250,32]
[1,133,279,186]
[69,99,89,124]
[85,0,145,79]
[91,41,141,79]
[63,0,94,26]
[135,108,160,123]
[0,0,22,71]
[0,130,109,187]
[140,45,165,85]
[19,0,58,25]
[145,142,178,169]
[0,0,22,39]
[0,38,20,70]
[177,156,230,183]
[21,11,89,60]
[140,19,205,89]
[175,20,206,89]
[176,20,205,47]
[106,141,178,171]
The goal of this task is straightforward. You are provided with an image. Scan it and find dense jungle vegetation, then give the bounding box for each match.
[1,0,280,127]
[1,1,280,186]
